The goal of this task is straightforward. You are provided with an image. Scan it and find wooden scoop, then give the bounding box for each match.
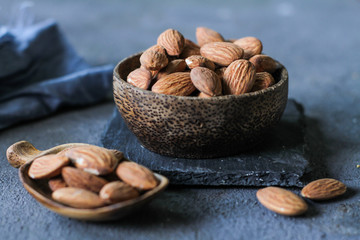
[7,140,169,221]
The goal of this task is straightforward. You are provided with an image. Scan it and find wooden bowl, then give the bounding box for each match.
[7,141,169,221]
[113,53,288,158]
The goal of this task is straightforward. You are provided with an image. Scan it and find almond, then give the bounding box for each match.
[223,59,256,95]
[200,42,244,67]
[48,177,67,191]
[127,68,152,90]
[151,72,196,96]
[66,145,118,175]
[256,187,308,216]
[198,92,212,98]
[190,67,222,97]
[140,45,169,71]
[52,187,105,208]
[252,72,275,91]
[156,59,187,80]
[109,149,124,161]
[28,154,69,179]
[62,167,108,193]
[179,39,201,58]
[185,55,215,71]
[249,54,279,73]
[196,27,224,47]
[99,181,139,204]
[234,37,263,59]
[301,178,347,200]
[157,29,185,56]
[215,67,227,80]
[141,65,159,80]
[116,161,158,190]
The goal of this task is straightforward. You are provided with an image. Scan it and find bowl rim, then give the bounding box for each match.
[113,52,288,101]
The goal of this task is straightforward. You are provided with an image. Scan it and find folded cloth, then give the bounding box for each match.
[0,19,114,130]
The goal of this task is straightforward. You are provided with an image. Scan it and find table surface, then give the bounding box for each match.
[1,0,359,239]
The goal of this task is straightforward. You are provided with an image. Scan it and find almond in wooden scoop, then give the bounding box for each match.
[48,177,67,191]
[52,187,105,208]
[100,181,139,204]
[190,67,222,97]
[65,146,119,175]
[28,154,69,179]
[301,178,347,200]
[256,187,308,216]
[116,161,158,190]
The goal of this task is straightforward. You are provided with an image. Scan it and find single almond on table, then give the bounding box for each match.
[28,154,69,179]
[151,72,196,96]
[140,45,169,71]
[200,42,244,67]
[249,54,279,73]
[223,59,256,95]
[179,39,201,58]
[301,178,347,200]
[127,68,152,90]
[116,161,158,190]
[157,29,185,56]
[65,145,119,175]
[185,55,215,71]
[256,187,308,216]
[62,167,108,193]
[190,67,222,97]
[196,27,225,47]
[99,181,140,204]
[48,177,67,191]
[252,72,275,92]
[157,59,187,80]
[234,36,263,59]
[52,187,105,209]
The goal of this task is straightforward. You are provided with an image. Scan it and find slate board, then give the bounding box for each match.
[101,99,309,187]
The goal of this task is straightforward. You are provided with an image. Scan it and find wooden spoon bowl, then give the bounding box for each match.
[7,141,169,221]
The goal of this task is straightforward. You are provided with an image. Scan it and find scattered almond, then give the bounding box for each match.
[140,45,169,71]
[196,27,224,47]
[256,187,308,216]
[200,42,244,67]
[52,187,105,209]
[28,154,69,179]
[223,59,256,95]
[190,67,222,97]
[100,181,139,204]
[301,178,347,200]
[127,68,152,90]
[152,72,196,96]
[234,36,263,59]
[116,161,158,190]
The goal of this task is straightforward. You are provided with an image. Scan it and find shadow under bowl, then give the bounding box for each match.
[113,53,288,159]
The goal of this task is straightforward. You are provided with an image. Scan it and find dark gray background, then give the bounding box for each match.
[1,0,359,239]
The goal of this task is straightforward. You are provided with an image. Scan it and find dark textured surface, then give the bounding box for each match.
[102,99,307,187]
[113,53,288,158]
[1,0,360,239]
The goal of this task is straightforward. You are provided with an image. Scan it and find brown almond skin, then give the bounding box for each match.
[62,167,108,193]
[99,181,139,204]
[215,67,227,80]
[196,27,225,47]
[179,39,201,59]
[116,161,158,190]
[257,187,308,216]
[28,154,69,179]
[198,92,212,98]
[52,187,105,209]
[156,59,187,80]
[140,45,169,71]
[48,177,67,192]
[249,54,278,73]
[152,72,196,96]
[185,55,216,71]
[127,68,152,90]
[157,29,185,56]
[190,67,222,97]
[252,72,275,92]
[234,37,263,59]
[301,178,347,200]
[223,59,256,95]
[66,145,118,175]
[200,42,244,67]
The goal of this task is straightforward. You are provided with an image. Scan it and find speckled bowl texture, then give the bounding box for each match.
[113,53,288,159]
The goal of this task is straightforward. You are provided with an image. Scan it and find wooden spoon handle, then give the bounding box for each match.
[7,141,42,168]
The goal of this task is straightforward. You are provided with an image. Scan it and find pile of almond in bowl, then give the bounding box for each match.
[127,27,280,97]
[28,145,158,208]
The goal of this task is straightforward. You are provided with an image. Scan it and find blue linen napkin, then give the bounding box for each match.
[0,19,114,130]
